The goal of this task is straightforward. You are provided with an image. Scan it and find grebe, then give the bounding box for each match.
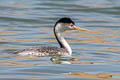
[15,17,90,57]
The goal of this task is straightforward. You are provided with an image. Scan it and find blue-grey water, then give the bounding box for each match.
[0,0,120,80]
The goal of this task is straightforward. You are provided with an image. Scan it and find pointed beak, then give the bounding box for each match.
[73,26,90,32]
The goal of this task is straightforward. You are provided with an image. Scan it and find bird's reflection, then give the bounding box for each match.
[50,56,77,64]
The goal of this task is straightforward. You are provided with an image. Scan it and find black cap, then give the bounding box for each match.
[56,17,75,25]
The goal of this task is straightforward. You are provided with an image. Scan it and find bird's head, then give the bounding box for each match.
[54,17,90,32]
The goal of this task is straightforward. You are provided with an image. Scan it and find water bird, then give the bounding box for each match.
[15,17,90,57]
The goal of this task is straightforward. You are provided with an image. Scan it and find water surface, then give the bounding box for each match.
[0,0,120,80]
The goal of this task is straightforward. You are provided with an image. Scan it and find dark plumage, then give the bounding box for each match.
[55,17,75,25]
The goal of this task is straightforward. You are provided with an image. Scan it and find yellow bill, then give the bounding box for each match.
[73,26,90,32]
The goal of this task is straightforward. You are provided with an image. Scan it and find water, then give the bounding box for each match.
[0,0,120,79]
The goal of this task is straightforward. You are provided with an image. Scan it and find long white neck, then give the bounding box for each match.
[54,24,72,55]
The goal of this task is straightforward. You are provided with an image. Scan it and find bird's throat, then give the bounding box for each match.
[54,30,72,55]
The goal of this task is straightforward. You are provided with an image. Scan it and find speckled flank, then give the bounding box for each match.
[15,46,70,57]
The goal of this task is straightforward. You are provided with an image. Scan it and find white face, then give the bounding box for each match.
[55,23,75,32]
[55,22,90,33]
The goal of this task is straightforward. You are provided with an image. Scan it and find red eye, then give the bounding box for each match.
[70,24,74,27]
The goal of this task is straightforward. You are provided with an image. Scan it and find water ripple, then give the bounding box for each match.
[0,0,120,80]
